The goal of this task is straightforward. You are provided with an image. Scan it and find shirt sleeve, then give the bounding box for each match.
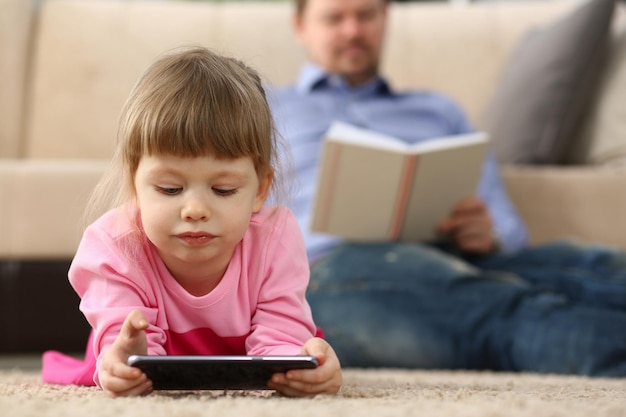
[443,97,529,253]
[478,153,529,253]
[245,208,317,356]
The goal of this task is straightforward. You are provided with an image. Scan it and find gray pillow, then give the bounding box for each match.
[484,0,616,165]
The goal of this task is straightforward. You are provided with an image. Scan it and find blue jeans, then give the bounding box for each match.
[307,240,626,377]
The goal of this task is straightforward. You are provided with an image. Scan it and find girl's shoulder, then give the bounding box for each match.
[248,206,296,233]
[238,206,308,285]
[246,206,303,250]
[86,205,140,239]
[79,205,147,263]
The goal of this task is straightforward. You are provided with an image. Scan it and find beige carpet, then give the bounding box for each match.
[1,367,624,417]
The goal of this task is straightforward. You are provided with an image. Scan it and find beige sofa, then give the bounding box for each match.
[1,0,625,349]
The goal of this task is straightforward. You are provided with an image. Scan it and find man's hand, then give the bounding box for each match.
[99,310,152,397]
[437,197,498,255]
[267,338,342,397]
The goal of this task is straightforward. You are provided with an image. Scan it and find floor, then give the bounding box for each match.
[0,354,44,371]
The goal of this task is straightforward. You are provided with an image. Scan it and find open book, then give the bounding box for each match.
[310,122,489,242]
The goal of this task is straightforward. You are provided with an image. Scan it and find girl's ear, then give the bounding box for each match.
[253,169,274,212]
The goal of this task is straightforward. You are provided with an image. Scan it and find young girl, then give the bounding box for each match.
[41,46,342,397]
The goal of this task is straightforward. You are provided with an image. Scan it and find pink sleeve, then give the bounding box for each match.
[245,208,317,356]
[69,219,167,386]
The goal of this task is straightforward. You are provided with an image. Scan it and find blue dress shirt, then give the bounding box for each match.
[269,63,527,261]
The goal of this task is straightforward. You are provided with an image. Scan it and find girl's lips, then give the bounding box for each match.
[176,232,214,246]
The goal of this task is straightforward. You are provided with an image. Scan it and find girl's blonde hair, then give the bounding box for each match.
[85,46,289,225]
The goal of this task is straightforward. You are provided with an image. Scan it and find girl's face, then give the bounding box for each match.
[133,154,271,293]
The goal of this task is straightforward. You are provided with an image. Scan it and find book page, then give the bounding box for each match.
[325,121,408,152]
[409,132,488,153]
[328,121,487,155]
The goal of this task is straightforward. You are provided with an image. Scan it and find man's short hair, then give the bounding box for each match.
[295,0,390,17]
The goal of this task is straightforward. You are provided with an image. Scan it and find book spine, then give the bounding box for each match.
[388,154,418,240]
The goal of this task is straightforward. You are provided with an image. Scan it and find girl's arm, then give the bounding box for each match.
[245,208,318,355]
[246,208,342,396]
[69,219,167,387]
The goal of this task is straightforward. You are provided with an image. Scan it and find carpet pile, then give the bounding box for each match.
[1,368,624,417]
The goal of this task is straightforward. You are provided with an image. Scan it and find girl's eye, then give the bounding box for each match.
[213,188,238,197]
[156,186,182,196]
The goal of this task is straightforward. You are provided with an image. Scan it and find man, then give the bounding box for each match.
[270,0,626,376]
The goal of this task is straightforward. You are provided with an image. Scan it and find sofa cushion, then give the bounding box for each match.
[484,0,616,165]
[390,2,572,128]
[502,165,626,248]
[0,160,108,258]
[24,0,301,160]
[0,0,33,157]
[574,7,626,167]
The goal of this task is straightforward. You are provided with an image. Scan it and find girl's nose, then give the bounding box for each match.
[181,196,210,221]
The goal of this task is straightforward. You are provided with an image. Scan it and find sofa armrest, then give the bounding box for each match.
[501,165,626,250]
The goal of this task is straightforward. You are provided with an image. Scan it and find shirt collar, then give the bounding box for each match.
[295,62,392,97]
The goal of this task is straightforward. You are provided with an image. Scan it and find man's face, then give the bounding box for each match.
[294,0,388,86]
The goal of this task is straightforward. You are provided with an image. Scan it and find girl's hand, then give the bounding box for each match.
[437,197,498,255]
[268,337,342,397]
[99,310,153,397]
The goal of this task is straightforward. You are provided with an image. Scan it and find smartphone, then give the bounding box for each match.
[127,354,318,390]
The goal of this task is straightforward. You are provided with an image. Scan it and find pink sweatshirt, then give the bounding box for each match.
[42,205,317,386]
